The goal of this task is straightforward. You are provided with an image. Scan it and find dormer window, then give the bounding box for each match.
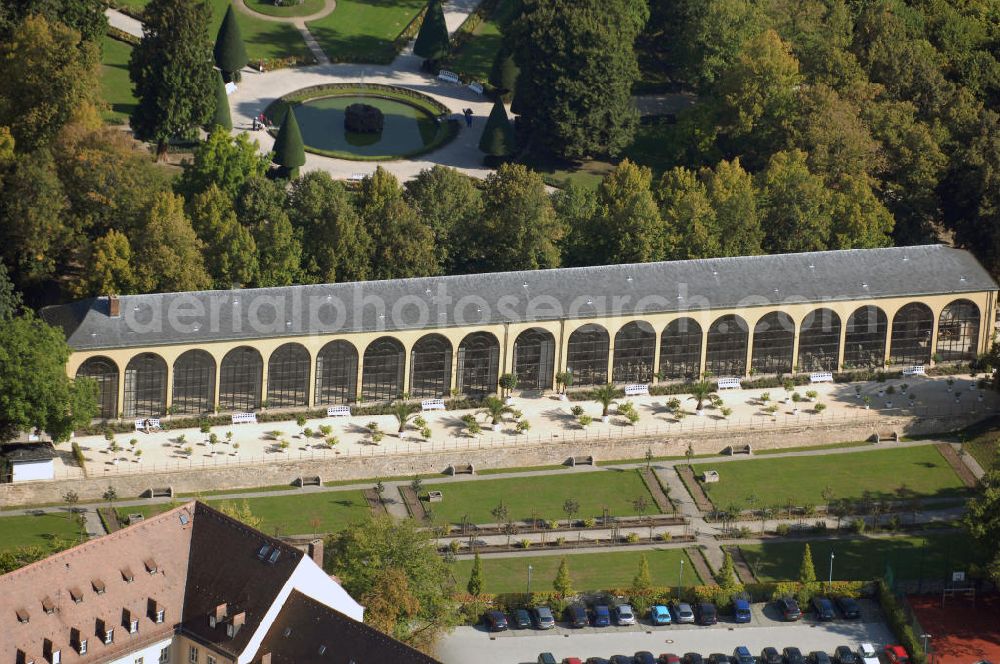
[92,579,106,595]
[208,615,216,628]
[121,567,134,583]
[16,608,29,623]
[41,597,55,614]
[69,588,83,604]
[256,544,270,560]
[144,559,158,575]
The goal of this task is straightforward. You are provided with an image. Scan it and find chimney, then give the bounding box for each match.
[108,295,120,318]
[307,539,324,568]
[261,654,271,664]
[214,603,228,621]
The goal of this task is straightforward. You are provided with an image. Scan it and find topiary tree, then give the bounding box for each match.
[413,0,450,63]
[489,43,518,98]
[479,99,515,158]
[272,108,305,178]
[209,69,232,130]
[214,4,248,83]
[467,552,484,596]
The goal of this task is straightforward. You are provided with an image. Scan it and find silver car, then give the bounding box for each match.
[672,602,695,624]
[532,606,555,629]
[614,603,636,625]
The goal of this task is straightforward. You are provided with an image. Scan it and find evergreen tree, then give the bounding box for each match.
[413,0,450,62]
[509,0,646,158]
[716,551,740,590]
[0,259,21,320]
[553,557,573,597]
[632,554,653,592]
[210,70,233,130]
[273,107,305,178]
[478,99,515,157]
[597,160,665,264]
[467,553,484,596]
[133,192,212,293]
[129,0,216,158]
[213,4,248,82]
[799,543,816,585]
[488,44,519,96]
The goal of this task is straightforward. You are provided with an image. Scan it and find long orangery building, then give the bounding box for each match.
[41,245,999,420]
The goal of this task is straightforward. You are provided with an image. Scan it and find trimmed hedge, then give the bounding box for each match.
[877,579,926,664]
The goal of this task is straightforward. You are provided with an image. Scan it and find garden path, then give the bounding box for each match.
[104,7,143,38]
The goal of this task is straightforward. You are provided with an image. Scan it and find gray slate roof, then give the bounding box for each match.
[40,245,997,351]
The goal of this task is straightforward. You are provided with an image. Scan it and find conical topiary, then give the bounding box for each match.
[273,107,305,178]
[413,0,450,61]
[210,69,233,130]
[478,99,515,157]
[488,44,518,96]
[214,5,249,83]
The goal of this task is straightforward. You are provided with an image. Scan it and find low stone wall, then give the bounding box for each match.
[0,413,980,506]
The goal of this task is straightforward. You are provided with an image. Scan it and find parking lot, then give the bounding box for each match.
[437,601,895,664]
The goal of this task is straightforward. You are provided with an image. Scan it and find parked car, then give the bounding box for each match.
[659,655,682,664]
[539,654,558,664]
[834,647,858,664]
[733,596,752,623]
[564,604,588,628]
[483,610,508,631]
[513,608,532,629]
[776,597,802,621]
[812,597,835,621]
[836,596,861,619]
[532,606,555,629]
[783,648,805,664]
[696,602,718,625]
[591,604,611,627]
[651,604,673,625]
[811,652,832,664]
[858,645,879,664]
[564,659,583,664]
[733,647,755,664]
[614,604,637,626]
[683,653,704,664]
[673,602,696,624]
[635,653,657,664]
[761,648,783,664]
[709,654,731,664]
[586,659,610,664]
[884,646,911,664]
[611,656,634,664]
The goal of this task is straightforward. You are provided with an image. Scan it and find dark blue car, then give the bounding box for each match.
[733,597,752,623]
[591,604,611,627]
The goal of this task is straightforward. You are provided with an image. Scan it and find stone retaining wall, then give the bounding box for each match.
[0,413,980,506]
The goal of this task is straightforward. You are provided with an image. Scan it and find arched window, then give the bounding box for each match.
[613,321,656,383]
[566,324,610,386]
[797,309,841,372]
[410,334,452,398]
[844,306,887,369]
[315,341,358,406]
[457,332,500,397]
[936,299,980,361]
[512,328,555,390]
[219,347,263,412]
[362,337,404,403]
[705,315,749,376]
[76,357,118,419]
[267,343,310,408]
[890,303,934,365]
[172,350,215,415]
[123,353,167,417]
[751,312,795,375]
[659,318,702,380]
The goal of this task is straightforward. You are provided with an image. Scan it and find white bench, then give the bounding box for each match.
[231,412,257,425]
[134,418,161,432]
[717,377,742,390]
[437,70,460,84]
[421,398,446,411]
[623,384,649,397]
[467,81,484,95]
[902,365,926,376]
[809,372,834,384]
[327,405,351,417]
[347,173,365,182]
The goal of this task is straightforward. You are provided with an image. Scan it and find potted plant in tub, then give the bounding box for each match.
[591,383,618,423]
[687,380,717,417]
[556,371,573,401]
[479,396,512,432]
[499,373,518,404]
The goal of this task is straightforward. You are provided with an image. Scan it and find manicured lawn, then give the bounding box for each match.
[121,491,371,535]
[691,445,968,508]
[739,532,979,583]
[448,0,518,82]
[246,0,326,18]
[450,548,701,594]
[306,0,425,63]
[424,469,661,525]
[962,419,999,472]
[205,0,313,63]
[100,35,137,124]
[0,513,84,553]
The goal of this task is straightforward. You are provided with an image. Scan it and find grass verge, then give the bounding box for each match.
[0,513,84,553]
[100,34,137,124]
[306,0,425,63]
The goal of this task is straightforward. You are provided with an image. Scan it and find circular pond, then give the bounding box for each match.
[288,93,450,160]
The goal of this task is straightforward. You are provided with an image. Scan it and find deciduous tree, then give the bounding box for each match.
[133,191,212,292]
[289,171,371,283]
[658,167,719,259]
[177,126,269,200]
[700,158,762,256]
[360,168,438,280]
[757,150,832,253]
[188,184,259,288]
[596,160,665,264]
[404,166,482,273]
[79,230,137,297]
[553,557,573,597]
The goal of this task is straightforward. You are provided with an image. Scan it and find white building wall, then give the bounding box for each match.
[13,459,54,482]
[105,636,173,664]
[236,556,364,664]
